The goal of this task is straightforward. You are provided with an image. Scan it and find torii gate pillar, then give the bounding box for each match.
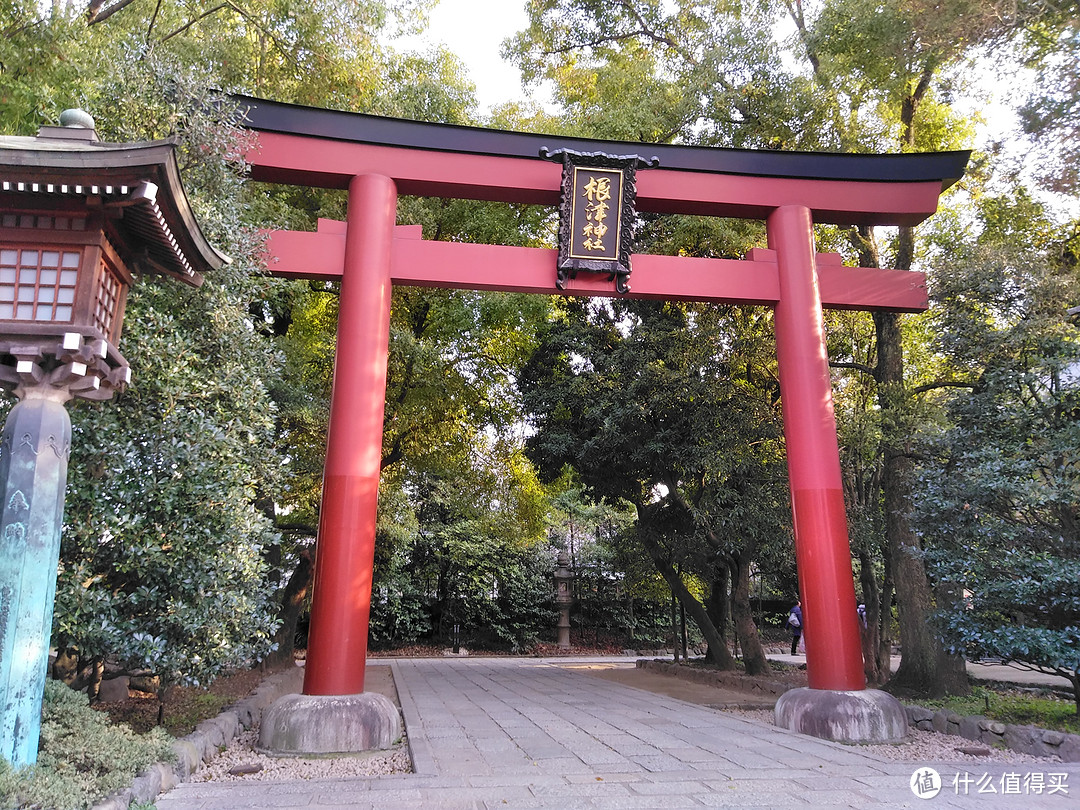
[770,205,863,690]
[258,175,403,755]
[303,174,395,697]
[770,205,907,740]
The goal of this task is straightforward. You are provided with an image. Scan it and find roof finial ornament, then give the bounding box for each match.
[58,109,95,130]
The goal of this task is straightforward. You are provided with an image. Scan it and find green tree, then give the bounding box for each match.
[913,189,1080,712]
[512,0,1080,697]
[0,0,451,691]
[46,67,286,698]
[799,0,1080,697]
[369,444,552,652]
[545,481,644,647]
[521,296,789,672]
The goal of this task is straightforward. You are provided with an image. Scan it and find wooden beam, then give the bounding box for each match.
[264,223,928,313]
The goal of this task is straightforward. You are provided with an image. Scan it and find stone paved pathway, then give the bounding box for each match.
[154,657,1080,809]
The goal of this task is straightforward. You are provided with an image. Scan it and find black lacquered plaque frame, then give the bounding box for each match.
[540,147,658,294]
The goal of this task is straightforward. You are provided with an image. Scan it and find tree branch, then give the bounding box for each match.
[160,3,237,42]
[145,0,162,45]
[783,0,820,74]
[613,0,684,54]
[911,380,977,395]
[545,31,647,55]
[87,0,142,25]
[830,360,878,379]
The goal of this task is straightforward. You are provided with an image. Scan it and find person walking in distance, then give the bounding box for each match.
[787,599,803,656]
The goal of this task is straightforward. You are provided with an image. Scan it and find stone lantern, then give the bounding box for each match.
[554,550,574,649]
[0,110,227,767]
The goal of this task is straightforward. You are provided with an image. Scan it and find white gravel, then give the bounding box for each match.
[724,708,1062,764]
[190,727,411,782]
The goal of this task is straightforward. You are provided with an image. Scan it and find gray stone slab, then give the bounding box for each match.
[529,780,631,798]
[583,795,712,809]
[713,748,783,769]
[527,755,608,774]
[626,779,708,795]
[156,657,1080,810]
[478,800,586,810]
[631,754,695,772]
[696,788,808,807]
[564,772,645,784]
[166,789,316,808]
[514,736,570,760]
[698,778,792,792]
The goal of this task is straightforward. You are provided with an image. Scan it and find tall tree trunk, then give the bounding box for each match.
[729,551,771,676]
[670,592,680,661]
[268,544,314,665]
[876,309,969,697]
[857,547,884,685]
[636,521,737,670]
[879,74,967,697]
[877,548,895,680]
[933,581,971,693]
[877,308,936,693]
[705,561,730,645]
[849,215,967,697]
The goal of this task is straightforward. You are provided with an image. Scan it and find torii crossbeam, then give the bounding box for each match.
[238,95,968,748]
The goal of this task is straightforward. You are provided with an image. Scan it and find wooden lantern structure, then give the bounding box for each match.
[0,111,226,767]
[0,109,224,401]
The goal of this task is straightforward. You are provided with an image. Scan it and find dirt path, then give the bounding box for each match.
[556,662,780,709]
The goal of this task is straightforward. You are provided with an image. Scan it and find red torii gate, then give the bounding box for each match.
[239,95,968,742]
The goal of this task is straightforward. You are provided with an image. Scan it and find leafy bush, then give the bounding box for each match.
[0,680,174,810]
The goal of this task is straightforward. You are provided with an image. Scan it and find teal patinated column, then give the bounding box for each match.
[0,392,71,767]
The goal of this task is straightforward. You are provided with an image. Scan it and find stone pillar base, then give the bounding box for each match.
[774,687,908,744]
[258,692,402,757]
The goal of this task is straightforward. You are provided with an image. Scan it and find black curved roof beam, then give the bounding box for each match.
[235,94,969,227]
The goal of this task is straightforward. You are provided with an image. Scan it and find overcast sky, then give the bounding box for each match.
[397,0,535,114]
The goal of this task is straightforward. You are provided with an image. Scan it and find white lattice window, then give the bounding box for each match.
[94,259,121,338]
[0,247,81,322]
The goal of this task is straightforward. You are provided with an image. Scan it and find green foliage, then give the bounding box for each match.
[0,5,92,134]
[0,680,173,810]
[546,481,671,645]
[912,190,1080,710]
[47,63,285,688]
[369,453,555,653]
[520,296,790,661]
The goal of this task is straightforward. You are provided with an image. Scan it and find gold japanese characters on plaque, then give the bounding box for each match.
[540,147,658,294]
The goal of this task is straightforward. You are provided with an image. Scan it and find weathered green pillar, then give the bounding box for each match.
[0,392,71,767]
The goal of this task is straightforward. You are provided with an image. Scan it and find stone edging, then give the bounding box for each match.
[905,704,1080,762]
[637,658,1080,762]
[90,666,305,810]
[390,660,435,776]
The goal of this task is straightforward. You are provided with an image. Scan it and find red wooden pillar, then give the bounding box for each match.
[303,174,396,696]
[769,204,865,691]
